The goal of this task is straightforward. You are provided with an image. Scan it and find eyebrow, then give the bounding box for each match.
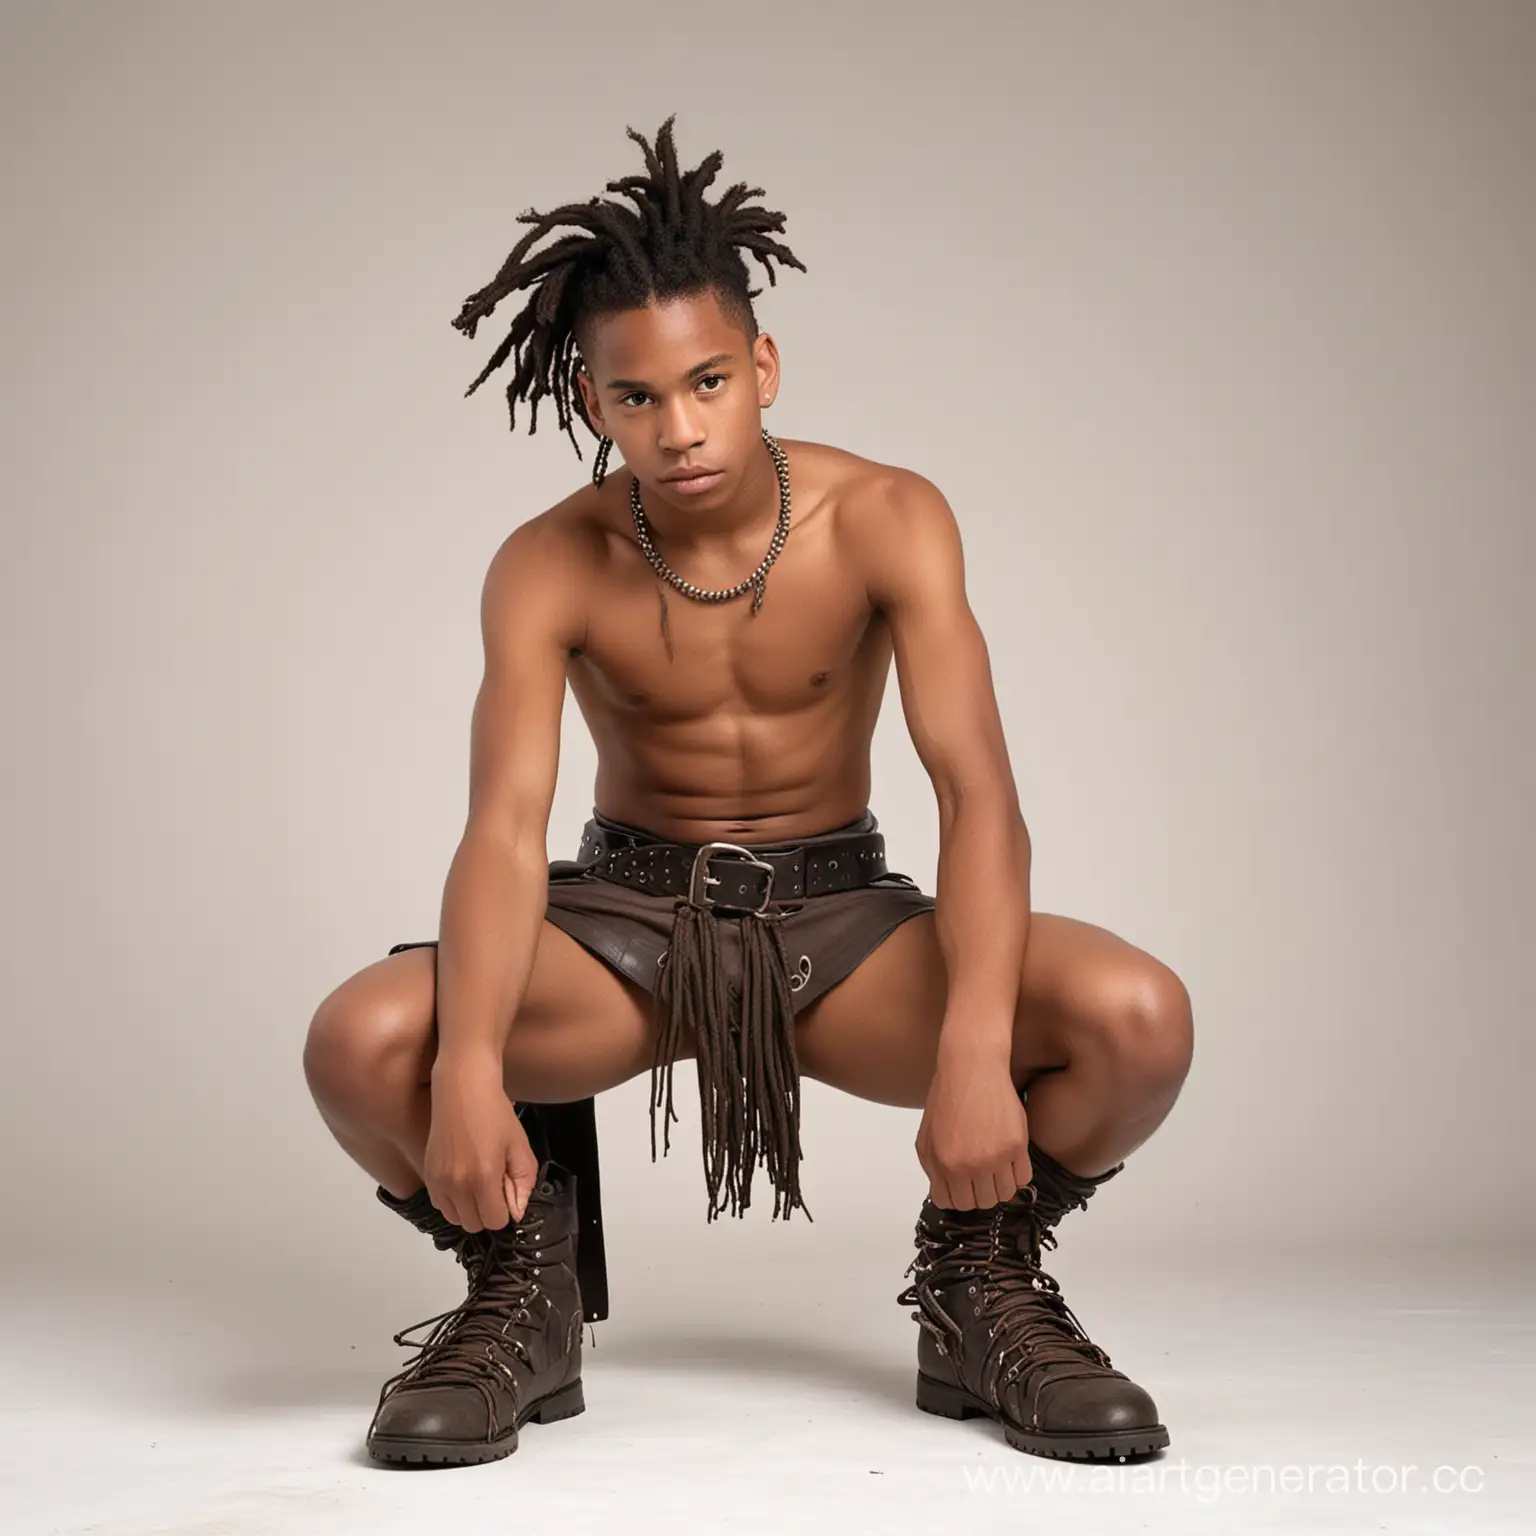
[604,353,734,392]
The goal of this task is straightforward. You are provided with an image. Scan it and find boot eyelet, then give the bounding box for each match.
[967,1285,976,1294]
[538,1182,554,1196]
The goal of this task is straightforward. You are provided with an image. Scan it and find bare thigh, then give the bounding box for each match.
[337,920,688,1102]
[792,910,1166,1108]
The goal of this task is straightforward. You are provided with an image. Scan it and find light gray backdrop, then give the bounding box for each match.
[2,0,1530,1324]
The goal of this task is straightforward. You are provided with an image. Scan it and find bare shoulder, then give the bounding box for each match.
[779,436,895,508]
[806,444,963,612]
[481,487,609,652]
[766,437,950,525]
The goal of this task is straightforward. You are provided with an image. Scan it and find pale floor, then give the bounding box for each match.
[3,1244,1530,1535]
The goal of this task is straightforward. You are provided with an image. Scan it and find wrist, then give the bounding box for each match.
[935,1016,1015,1072]
[431,1043,505,1086]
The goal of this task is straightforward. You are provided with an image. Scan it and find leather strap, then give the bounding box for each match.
[574,819,889,911]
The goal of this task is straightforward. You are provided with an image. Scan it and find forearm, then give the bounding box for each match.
[432,827,550,1077]
[932,792,1032,1066]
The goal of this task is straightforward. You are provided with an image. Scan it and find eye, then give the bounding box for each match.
[697,374,725,392]
[620,391,649,408]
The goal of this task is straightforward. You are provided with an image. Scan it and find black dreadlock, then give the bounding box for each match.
[450,115,807,463]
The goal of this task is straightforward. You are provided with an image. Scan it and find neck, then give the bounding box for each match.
[635,432,779,553]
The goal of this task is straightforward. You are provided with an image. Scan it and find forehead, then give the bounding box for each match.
[583,291,746,381]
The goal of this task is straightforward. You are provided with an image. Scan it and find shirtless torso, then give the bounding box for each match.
[558,437,893,844]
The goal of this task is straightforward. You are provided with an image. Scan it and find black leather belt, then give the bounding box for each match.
[575,819,890,914]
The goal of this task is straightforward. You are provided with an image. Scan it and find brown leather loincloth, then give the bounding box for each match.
[389,806,936,1320]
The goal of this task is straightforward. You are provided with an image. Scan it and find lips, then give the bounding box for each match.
[658,468,725,496]
[661,468,721,484]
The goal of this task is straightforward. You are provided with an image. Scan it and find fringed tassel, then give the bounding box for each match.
[739,912,810,1222]
[652,901,741,1220]
[650,900,813,1224]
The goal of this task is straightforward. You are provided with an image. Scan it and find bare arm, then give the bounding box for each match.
[433,514,585,1080]
[857,468,1031,1068]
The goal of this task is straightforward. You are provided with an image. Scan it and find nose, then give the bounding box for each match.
[655,395,705,454]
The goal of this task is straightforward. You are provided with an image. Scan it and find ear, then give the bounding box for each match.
[752,331,781,408]
[575,364,606,436]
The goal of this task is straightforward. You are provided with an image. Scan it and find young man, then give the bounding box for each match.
[303,116,1194,1470]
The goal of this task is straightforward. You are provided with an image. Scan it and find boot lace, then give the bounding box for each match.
[373,1212,560,1427]
[896,1187,1121,1414]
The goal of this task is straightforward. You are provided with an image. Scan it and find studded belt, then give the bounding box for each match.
[574,818,890,914]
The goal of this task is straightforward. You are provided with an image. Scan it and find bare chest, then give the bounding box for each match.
[567,535,885,722]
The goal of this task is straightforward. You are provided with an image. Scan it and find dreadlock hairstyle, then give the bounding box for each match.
[449,115,807,465]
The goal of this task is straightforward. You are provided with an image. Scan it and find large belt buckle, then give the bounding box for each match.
[689,842,777,916]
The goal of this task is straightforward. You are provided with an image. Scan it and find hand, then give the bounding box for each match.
[915,1050,1032,1210]
[424,1058,541,1232]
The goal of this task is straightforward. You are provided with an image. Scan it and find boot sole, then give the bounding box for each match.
[367,1376,586,1466]
[915,1370,1169,1462]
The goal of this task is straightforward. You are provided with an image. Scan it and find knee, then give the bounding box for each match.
[302,985,428,1111]
[1097,965,1194,1096]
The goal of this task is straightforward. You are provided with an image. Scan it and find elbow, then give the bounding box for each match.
[937,778,1029,844]
[457,818,550,873]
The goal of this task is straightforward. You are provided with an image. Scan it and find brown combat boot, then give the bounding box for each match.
[366,1158,587,1466]
[897,1141,1169,1461]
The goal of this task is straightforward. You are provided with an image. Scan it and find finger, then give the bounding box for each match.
[504,1169,532,1223]
[928,1162,956,1207]
[456,1182,489,1234]
[973,1172,1004,1211]
[506,1152,539,1224]
[476,1178,511,1233]
[942,1175,975,1211]
[1012,1154,1034,1192]
[433,1187,463,1230]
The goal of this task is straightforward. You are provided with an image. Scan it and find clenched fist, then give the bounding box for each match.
[424,1060,541,1231]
